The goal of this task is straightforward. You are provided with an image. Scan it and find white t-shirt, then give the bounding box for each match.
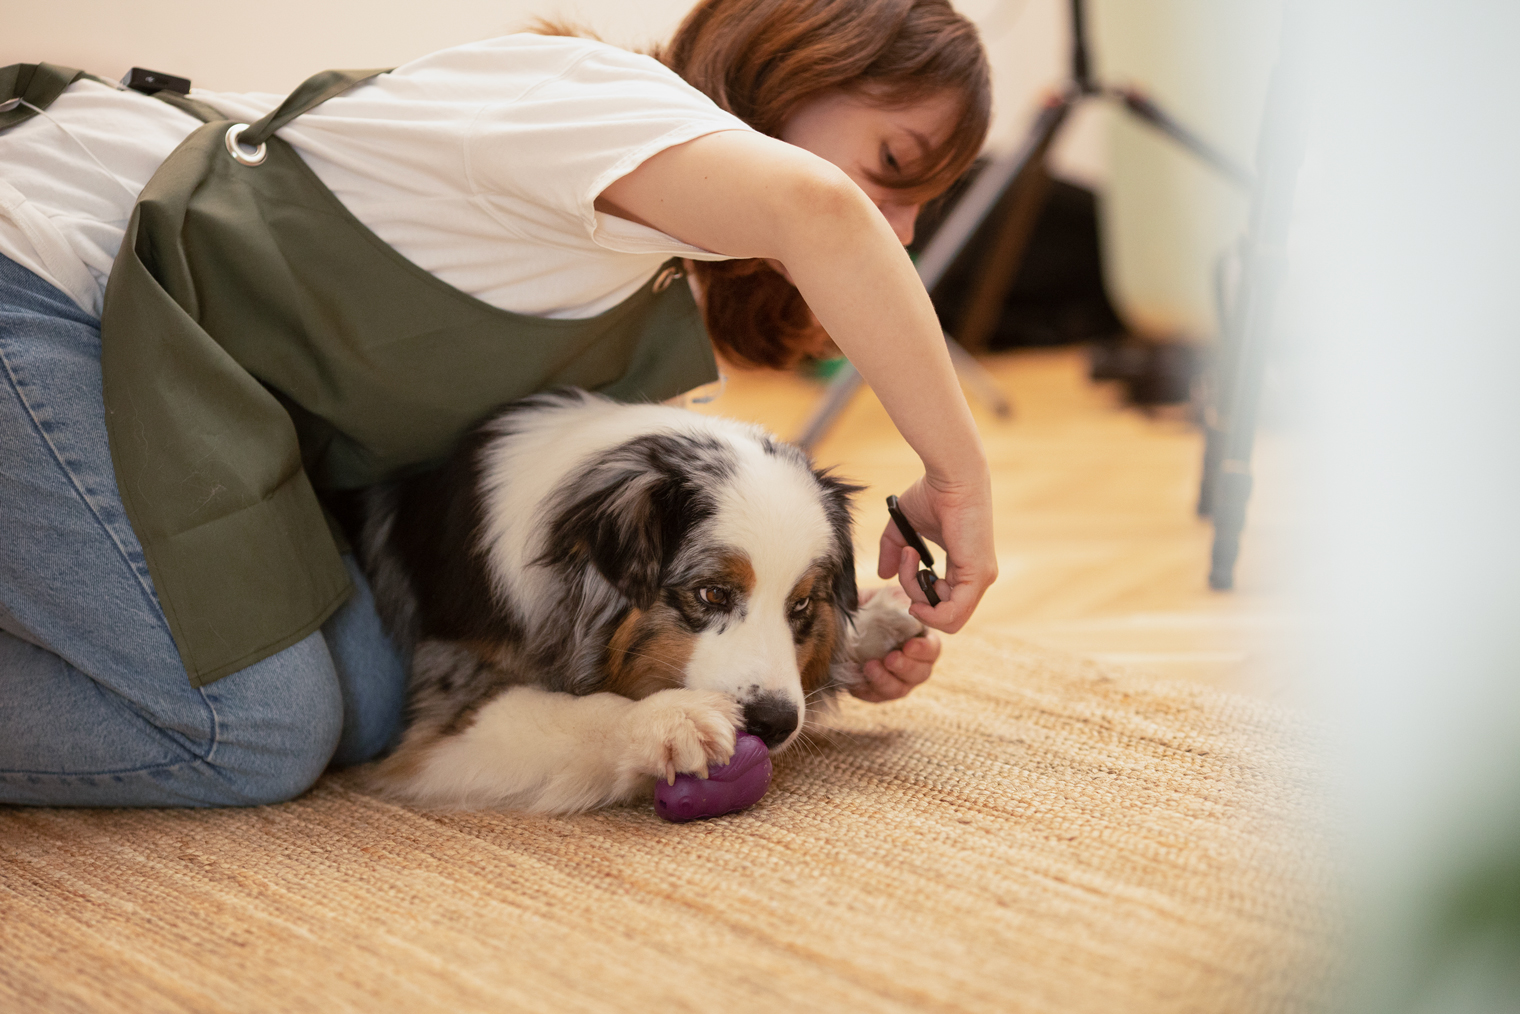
[0,34,751,319]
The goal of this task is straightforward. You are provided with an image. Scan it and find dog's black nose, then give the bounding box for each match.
[742,695,799,748]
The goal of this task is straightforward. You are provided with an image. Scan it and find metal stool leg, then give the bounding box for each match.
[1205,0,1310,590]
[794,334,1011,453]
[794,365,865,453]
[946,336,1014,420]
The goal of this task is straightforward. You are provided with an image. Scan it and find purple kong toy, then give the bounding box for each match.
[655,732,771,823]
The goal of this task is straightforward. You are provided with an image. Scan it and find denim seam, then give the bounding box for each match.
[0,330,220,764]
[0,332,162,619]
[197,685,223,766]
[0,751,213,779]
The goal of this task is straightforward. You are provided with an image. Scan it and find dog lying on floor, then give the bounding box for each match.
[351,389,923,812]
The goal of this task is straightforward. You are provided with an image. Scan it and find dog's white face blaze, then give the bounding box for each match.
[680,439,836,750]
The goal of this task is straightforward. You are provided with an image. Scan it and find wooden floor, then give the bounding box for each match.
[690,347,1299,703]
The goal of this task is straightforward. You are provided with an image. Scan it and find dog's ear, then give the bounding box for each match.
[814,468,863,616]
[538,436,716,609]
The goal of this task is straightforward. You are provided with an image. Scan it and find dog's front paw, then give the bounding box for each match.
[621,689,741,785]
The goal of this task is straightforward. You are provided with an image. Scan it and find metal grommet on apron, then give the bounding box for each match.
[224,123,267,166]
[651,264,684,293]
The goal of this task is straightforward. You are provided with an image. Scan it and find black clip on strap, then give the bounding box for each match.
[121,68,190,96]
[886,495,941,607]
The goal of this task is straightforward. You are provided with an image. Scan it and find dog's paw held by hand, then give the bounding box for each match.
[832,587,935,701]
[849,586,927,663]
[621,689,741,785]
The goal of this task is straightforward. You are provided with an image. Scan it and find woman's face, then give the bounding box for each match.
[780,88,962,247]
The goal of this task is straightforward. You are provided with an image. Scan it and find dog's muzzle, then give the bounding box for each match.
[742,693,799,749]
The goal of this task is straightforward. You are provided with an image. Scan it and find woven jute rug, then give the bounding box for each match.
[0,632,1337,1014]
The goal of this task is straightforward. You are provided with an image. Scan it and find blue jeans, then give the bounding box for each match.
[0,252,407,806]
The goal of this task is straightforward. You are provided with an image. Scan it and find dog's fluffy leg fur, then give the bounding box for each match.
[368,687,742,813]
[830,588,927,691]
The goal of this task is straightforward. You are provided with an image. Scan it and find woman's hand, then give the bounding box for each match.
[879,471,997,634]
[848,587,943,702]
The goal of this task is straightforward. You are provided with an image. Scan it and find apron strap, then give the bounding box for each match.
[0,63,86,131]
[3,61,210,132]
[240,68,390,146]
[1,62,389,136]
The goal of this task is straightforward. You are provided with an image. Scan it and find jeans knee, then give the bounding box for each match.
[225,703,342,806]
[200,632,345,806]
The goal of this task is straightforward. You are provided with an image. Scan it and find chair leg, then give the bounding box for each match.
[794,365,864,453]
[793,337,1013,453]
[946,336,1014,420]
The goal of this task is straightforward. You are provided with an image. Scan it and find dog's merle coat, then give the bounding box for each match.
[353,389,920,812]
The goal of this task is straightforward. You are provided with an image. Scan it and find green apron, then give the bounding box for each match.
[3,64,719,687]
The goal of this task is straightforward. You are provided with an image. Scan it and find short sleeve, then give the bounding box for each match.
[463,38,754,256]
[196,34,751,318]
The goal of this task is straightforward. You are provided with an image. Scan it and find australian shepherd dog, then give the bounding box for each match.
[353,389,921,813]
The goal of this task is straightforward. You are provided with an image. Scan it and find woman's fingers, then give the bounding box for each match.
[895,544,930,603]
[877,518,909,580]
[849,632,940,702]
[883,476,997,634]
[908,558,992,634]
[898,631,942,674]
[889,541,990,635]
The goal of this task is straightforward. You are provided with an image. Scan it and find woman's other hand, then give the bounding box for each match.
[849,587,943,703]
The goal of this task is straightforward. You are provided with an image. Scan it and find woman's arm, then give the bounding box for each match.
[598,129,996,633]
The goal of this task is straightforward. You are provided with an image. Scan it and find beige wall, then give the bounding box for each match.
[4,1,695,94]
[3,0,1076,151]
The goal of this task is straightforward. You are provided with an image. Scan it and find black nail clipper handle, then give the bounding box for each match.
[886,496,941,607]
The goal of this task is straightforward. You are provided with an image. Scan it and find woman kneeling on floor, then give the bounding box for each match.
[0,0,996,806]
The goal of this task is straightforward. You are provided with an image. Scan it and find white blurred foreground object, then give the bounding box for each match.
[1293,2,1520,1010]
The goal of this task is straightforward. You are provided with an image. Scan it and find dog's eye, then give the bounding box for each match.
[697,586,730,608]
[789,597,812,619]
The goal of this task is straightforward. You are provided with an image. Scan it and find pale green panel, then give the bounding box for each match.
[1089,0,1280,339]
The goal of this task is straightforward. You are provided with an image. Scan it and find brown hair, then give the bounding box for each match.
[538,1,991,368]
[658,0,990,368]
